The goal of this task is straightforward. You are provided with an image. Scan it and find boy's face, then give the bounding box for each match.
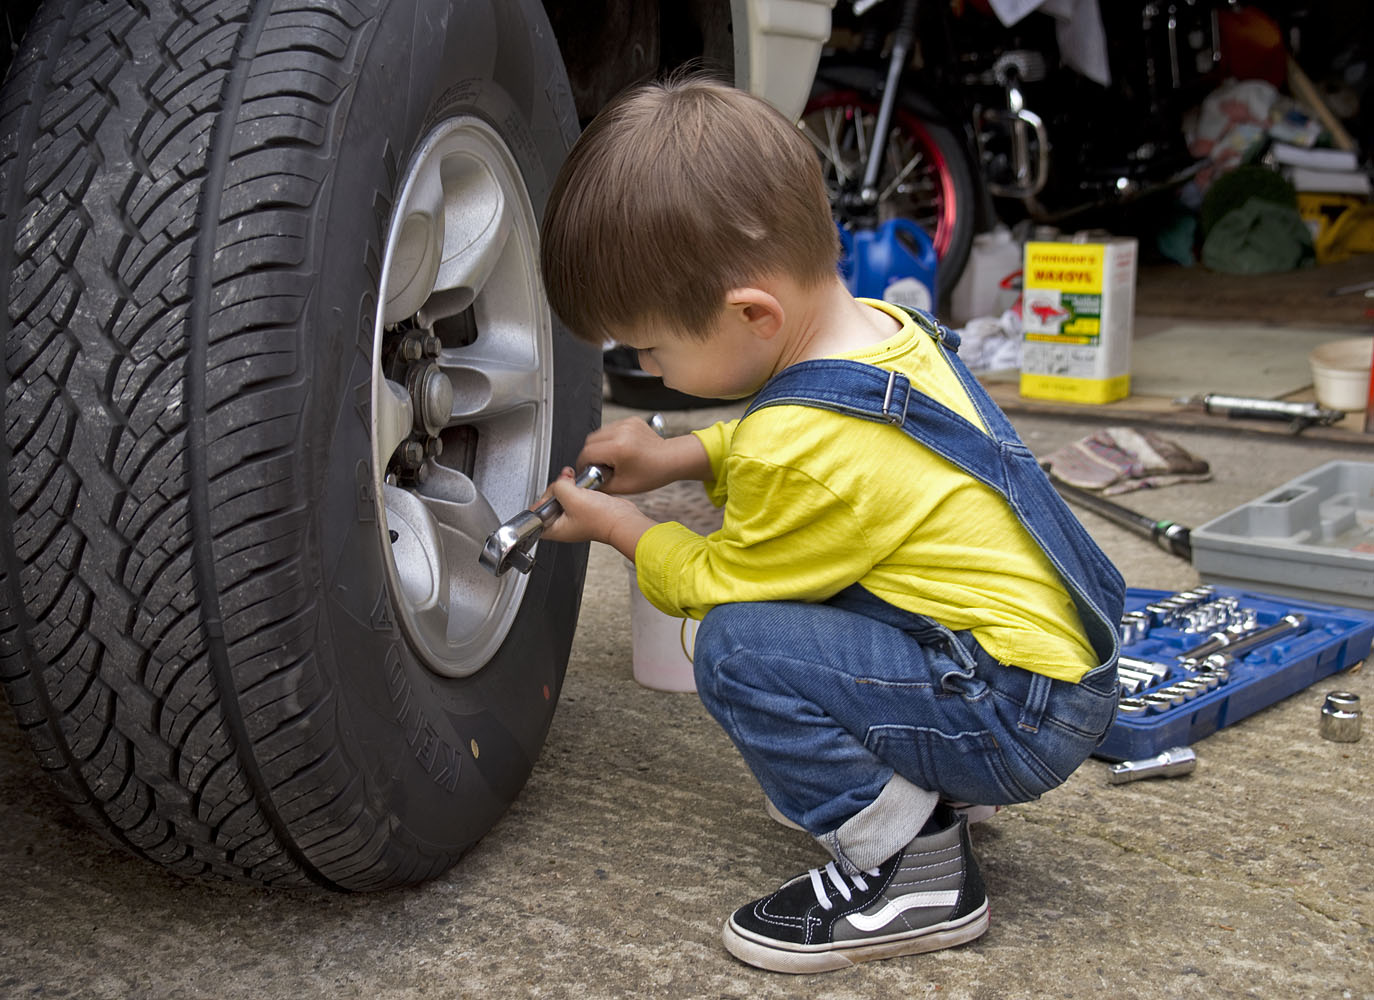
[613,307,779,401]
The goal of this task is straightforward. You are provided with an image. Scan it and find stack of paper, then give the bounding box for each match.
[1271,142,1371,195]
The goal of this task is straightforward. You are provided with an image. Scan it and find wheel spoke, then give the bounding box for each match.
[381,167,445,327]
[879,146,926,203]
[376,378,414,462]
[415,463,501,548]
[801,118,840,176]
[853,108,869,168]
[416,156,514,328]
[439,346,544,422]
[383,484,447,611]
[826,107,854,183]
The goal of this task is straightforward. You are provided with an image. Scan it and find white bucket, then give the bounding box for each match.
[1309,337,1373,411]
[626,565,698,692]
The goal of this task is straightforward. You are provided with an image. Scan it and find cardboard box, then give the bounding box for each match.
[1019,238,1136,404]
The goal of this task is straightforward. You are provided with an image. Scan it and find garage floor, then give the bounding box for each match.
[1,263,1372,999]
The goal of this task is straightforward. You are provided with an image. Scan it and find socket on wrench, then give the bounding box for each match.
[479,414,666,576]
[479,465,609,576]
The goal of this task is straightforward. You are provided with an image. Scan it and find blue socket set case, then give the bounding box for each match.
[1093,585,1374,761]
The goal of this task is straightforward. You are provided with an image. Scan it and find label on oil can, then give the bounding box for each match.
[1019,238,1136,404]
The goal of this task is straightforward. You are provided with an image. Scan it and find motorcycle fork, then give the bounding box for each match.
[859,0,919,204]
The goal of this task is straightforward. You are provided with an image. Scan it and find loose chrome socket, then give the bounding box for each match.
[1319,692,1361,743]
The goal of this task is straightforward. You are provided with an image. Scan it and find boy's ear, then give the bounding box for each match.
[724,287,784,341]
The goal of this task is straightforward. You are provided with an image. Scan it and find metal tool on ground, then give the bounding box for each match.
[1174,393,1345,433]
[1052,478,1193,560]
[1107,746,1197,784]
[1319,692,1361,742]
[480,465,610,576]
[1328,278,1374,298]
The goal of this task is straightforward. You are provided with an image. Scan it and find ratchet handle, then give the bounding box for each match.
[529,465,608,526]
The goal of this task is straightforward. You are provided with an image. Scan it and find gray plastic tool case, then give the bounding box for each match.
[1190,461,1374,609]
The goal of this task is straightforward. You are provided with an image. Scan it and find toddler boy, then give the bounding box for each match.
[536,76,1124,974]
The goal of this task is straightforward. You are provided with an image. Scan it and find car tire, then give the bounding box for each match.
[0,0,598,890]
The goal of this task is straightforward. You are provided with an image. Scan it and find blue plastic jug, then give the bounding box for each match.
[838,218,939,314]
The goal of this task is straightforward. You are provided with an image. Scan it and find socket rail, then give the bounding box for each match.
[1094,586,1374,761]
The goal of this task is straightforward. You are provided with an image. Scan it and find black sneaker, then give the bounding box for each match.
[723,810,989,973]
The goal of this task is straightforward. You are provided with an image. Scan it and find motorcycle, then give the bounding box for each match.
[800,0,1227,296]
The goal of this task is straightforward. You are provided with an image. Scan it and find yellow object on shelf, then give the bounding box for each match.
[1019,238,1137,404]
[1299,192,1374,264]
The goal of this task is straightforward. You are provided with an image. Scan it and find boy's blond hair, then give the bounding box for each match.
[540,75,840,344]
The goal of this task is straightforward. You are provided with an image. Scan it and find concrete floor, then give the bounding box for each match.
[2,406,1372,998]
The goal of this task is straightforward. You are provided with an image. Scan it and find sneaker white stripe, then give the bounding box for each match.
[843,890,961,933]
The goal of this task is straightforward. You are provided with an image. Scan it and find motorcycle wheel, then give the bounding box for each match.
[0,0,598,891]
[801,87,977,297]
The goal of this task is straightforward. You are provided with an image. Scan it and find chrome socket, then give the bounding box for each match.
[1160,683,1201,701]
[1119,655,1171,681]
[1143,691,1185,711]
[1319,691,1361,742]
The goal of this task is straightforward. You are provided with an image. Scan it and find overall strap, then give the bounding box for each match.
[743,309,1011,495]
[741,308,1124,666]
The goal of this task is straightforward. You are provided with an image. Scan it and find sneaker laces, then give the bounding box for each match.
[808,861,880,911]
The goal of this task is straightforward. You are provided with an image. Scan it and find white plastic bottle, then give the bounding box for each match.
[949,225,1024,327]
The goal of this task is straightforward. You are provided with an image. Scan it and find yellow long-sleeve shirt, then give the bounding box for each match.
[634,300,1099,683]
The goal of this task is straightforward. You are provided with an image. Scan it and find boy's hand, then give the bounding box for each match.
[536,468,656,561]
[575,417,712,495]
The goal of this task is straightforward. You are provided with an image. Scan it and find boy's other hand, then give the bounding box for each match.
[536,468,656,561]
[576,417,712,494]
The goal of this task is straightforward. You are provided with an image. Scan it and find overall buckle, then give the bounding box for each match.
[881,370,911,425]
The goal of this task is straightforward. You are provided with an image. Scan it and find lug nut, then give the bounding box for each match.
[398,440,425,469]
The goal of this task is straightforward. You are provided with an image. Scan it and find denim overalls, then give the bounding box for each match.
[692,308,1125,870]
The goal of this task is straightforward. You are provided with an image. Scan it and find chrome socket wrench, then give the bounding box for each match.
[1143,690,1185,711]
[1107,746,1197,784]
[1117,666,1170,696]
[1177,614,1307,668]
[480,465,609,576]
[479,414,665,576]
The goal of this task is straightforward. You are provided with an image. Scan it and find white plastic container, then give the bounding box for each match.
[626,565,698,692]
[948,226,1023,327]
[1308,337,1373,411]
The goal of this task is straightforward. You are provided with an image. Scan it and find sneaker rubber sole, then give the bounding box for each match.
[722,899,990,973]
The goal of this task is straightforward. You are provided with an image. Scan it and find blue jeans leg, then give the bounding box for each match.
[693,591,1118,862]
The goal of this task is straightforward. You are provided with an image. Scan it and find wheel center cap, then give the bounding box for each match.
[408,362,453,438]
